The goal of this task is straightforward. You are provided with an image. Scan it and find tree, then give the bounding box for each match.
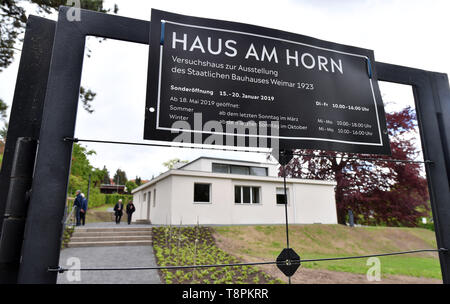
[163,158,188,170]
[283,106,429,227]
[135,176,142,186]
[101,165,110,184]
[68,143,105,206]
[113,168,127,185]
[125,180,137,194]
[0,1,118,114]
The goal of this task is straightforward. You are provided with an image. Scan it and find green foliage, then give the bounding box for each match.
[0,99,7,120]
[1,1,119,114]
[125,180,137,193]
[163,158,188,170]
[61,226,74,249]
[113,168,127,185]
[104,193,132,205]
[79,86,96,113]
[417,222,435,231]
[135,176,142,186]
[101,165,111,184]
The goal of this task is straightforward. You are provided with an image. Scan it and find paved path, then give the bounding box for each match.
[58,222,161,284]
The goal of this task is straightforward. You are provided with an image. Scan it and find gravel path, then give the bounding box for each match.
[57,246,161,284]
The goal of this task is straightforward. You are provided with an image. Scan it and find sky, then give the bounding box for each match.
[0,0,449,180]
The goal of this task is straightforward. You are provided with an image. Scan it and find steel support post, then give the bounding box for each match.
[0,16,55,236]
[376,62,450,283]
[17,6,149,284]
[0,17,55,283]
[0,138,37,283]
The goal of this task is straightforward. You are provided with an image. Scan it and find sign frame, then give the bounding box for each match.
[145,9,391,154]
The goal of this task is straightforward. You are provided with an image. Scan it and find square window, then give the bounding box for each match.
[276,188,288,205]
[194,183,210,203]
[234,186,261,204]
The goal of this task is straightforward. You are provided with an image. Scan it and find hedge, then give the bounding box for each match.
[104,194,133,205]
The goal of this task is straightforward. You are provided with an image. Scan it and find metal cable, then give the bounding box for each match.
[49,261,277,273]
[63,137,433,164]
[49,248,446,273]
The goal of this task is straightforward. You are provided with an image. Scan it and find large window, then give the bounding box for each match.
[212,162,268,176]
[250,167,268,176]
[235,186,260,204]
[194,183,211,203]
[276,188,288,205]
[212,163,229,173]
[230,165,250,175]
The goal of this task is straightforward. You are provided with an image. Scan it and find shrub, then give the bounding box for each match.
[104,193,133,205]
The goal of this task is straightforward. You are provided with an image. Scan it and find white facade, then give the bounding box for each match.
[132,157,337,225]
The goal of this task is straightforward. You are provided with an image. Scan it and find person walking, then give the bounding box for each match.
[80,193,88,226]
[73,190,83,226]
[126,200,136,225]
[114,199,124,224]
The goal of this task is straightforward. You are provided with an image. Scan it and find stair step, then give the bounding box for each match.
[67,240,153,248]
[75,227,153,233]
[70,236,152,242]
[72,231,151,237]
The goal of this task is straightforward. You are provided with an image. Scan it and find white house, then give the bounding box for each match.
[131,157,337,225]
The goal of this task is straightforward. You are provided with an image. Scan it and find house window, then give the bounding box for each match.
[212,163,229,173]
[250,167,268,176]
[230,165,250,175]
[235,186,260,204]
[153,189,156,207]
[276,188,288,205]
[212,163,268,176]
[194,183,211,203]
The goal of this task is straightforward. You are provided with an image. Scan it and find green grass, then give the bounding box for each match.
[214,224,441,280]
[300,253,441,279]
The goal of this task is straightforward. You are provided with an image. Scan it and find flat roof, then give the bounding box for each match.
[132,168,336,194]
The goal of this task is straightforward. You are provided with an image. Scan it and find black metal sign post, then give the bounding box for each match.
[0,16,55,284]
[376,63,450,283]
[0,6,448,284]
[15,7,149,284]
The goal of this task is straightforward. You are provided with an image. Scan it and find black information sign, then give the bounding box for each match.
[145,9,391,155]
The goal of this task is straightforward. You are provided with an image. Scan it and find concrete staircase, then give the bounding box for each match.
[67,226,152,248]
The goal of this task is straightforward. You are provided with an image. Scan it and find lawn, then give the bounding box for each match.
[214,224,442,280]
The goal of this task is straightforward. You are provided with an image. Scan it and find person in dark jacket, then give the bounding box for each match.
[114,199,124,224]
[73,190,83,226]
[80,193,88,226]
[126,200,136,225]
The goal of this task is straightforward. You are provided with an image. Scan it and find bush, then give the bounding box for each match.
[418,222,435,231]
[104,193,133,205]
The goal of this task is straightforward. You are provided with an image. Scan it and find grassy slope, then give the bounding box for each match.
[214,225,441,279]
[84,204,114,223]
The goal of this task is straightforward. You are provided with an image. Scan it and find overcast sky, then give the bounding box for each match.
[0,0,449,180]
